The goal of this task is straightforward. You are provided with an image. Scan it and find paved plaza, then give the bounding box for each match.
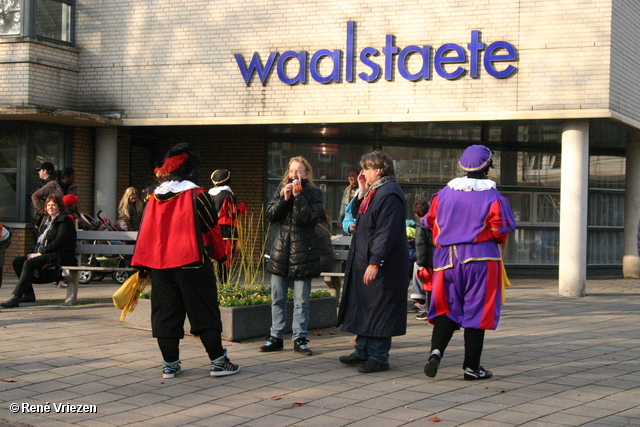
[0,271,639,426]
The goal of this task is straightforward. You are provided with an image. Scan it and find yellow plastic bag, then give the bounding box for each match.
[112,271,150,321]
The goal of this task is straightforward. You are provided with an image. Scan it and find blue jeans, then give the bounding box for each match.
[409,263,427,301]
[354,336,392,364]
[270,274,311,341]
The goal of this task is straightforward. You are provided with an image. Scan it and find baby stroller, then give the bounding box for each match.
[78,211,132,285]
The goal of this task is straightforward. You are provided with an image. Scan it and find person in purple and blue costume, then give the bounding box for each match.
[423,145,516,381]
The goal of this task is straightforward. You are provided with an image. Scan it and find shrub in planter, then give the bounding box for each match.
[129,287,337,341]
[139,286,332,306]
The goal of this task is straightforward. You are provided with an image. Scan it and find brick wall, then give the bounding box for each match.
[2,227,34,277]
[71,127,96,216]
[128,125,267,260]
[0,38,79,109]
[72,0,632,121]
[610,0,640,119]
[116,128,131,209]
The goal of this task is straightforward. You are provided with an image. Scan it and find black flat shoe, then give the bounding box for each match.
[339,353,367,366]
[1,296,21,308]
[19,294,36,303]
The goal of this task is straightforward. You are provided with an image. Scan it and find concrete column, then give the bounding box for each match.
[558,121,589,297]
[623,130,640,278]
[94,127,118,222]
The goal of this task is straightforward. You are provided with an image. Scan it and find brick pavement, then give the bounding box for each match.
[0,272,639,426]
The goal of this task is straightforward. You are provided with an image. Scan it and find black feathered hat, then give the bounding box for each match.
[154,143,201,180]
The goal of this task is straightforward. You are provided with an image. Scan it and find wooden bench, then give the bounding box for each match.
[61,230,138,306]
[320,235,351,302]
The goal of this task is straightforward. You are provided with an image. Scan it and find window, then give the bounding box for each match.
[35,0,72,42]
[0,0,73,43]
[0,0,21,35]
[0,122,70,222]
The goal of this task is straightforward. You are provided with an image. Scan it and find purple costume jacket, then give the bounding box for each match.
[422,178,516,330]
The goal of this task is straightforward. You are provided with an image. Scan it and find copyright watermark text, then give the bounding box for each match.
[9,402,97,414]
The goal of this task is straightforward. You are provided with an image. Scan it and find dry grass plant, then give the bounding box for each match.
[214,205,268,288]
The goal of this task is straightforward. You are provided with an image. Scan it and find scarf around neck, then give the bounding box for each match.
[359,175,396,214]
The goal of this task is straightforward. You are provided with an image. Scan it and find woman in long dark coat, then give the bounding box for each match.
[337,150,409,373]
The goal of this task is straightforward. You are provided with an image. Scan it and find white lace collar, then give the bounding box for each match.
[208,185,233,197]
[154,180,199,195]
[447,177,496,191]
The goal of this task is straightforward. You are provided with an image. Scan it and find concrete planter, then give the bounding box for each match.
[123,297,338,342]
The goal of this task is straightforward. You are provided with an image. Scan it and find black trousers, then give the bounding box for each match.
[12,254,59,297]
[430,315,485,370]
[150,258,223,337]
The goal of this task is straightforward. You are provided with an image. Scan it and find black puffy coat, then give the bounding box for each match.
[266,182,324,279]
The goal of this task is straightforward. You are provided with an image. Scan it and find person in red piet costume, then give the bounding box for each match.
[208,169,246,283]
[131,143,239,379]
[423,145,516,381]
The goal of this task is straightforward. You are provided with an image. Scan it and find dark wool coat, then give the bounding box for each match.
[337,180,409,337]
[266,183,324,280]
[40,213,77,266]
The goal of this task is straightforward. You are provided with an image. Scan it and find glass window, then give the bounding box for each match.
[0,122,19,220]
[382,122,482,140]
[383,146,465,184]
[589,156,625,189]
[0,173,17,219]
[516,152,561,187]
[504,228,559,265]
[502,193,531,223]
[589,192,624,227]
[588,229,624,265]
[1,0,73,43]
[35,0,72,42]
[536,194,560,224]
[517,122,563,144]
[267,123,375,138]
[0,0,21,35]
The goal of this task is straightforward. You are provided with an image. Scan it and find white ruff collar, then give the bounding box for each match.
[155,180,199,195]
[208,185,233,197]
[447,177,496,192]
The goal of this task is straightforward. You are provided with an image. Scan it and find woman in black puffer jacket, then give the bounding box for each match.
[260,156,324,356]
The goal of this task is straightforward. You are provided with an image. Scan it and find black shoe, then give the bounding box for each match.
[293,337,313,356]
[415,311,428,321]
[1,296,21,308]
[259,336,284,352]
[339,353,367,366]
[357,358,390,374]
[464,366,492,381]
[19,294,36,303]
[424,350,441,378]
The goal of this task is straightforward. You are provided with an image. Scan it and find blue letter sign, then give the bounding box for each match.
[235,22,517,85]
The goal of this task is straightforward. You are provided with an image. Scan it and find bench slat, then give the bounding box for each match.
[65,266,131,271]
[75,244,135,255]
[76,230,138,241]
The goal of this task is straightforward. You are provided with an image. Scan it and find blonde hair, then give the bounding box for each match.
[118,187,144,219]
[279,156,315,194]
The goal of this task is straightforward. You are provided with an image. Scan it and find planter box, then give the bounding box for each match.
[123,297,338,342]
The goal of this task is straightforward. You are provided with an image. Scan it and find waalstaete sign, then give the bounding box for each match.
[235,21,517,86]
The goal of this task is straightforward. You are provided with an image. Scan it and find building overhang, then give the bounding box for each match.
[122,109,640,132]
[0,105,122,127]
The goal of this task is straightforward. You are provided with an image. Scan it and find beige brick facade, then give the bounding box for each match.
[65,0,639,126]
[0,37,78,109]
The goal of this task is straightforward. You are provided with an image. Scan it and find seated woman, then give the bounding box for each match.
[1,194,76,308]
[117,187,144,231]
